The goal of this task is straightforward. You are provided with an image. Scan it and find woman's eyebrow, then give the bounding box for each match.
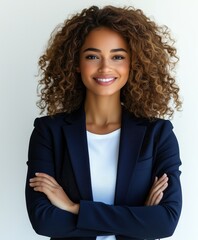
[110,48,128,53]
[83,48,100,52]
[83,48,128,53]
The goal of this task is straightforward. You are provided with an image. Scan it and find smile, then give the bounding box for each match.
[93,77,117,85]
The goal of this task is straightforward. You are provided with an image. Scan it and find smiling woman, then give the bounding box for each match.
[26,5,182,240]
[36,5,181,118]
[78,27,130,100]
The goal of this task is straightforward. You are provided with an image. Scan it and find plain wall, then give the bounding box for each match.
[0,0,197,239]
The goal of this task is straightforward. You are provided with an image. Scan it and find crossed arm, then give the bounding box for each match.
[26,118,181,238]
[29,172,169,214]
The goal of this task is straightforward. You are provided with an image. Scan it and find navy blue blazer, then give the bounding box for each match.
[25,107,182,240]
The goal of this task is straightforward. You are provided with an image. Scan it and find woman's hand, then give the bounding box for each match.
[145,173,168,206]
[29,173,79,214]
[29,172,167,212]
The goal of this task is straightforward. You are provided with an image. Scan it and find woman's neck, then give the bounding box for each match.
[84,94,122,134]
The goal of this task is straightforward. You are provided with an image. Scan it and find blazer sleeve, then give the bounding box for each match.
[76,120,182,239]
[25,118,109,238]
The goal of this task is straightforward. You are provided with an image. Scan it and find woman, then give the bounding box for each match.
[26,5,182,240]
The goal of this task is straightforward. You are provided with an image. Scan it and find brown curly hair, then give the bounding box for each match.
[37,5,182,118]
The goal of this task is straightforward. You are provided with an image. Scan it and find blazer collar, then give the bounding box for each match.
[62,107,147,202]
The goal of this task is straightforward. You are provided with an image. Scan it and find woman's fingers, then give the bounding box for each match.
[150,180,168,199]
[29,172,79,214]
[149,174,168,196]
[149,186,166,205]
[29,173,61,194]
[35,172,59,185]
[150,192,163,205]
[149,180,168,203]
[152,174,168,188]
[145,173,169,206]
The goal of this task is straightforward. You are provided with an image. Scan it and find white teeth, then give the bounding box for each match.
[95,78,115,82]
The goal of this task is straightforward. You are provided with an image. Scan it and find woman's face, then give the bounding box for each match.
[78,27,130,98]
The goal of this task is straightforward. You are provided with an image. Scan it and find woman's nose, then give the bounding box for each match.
[98,59,111,73]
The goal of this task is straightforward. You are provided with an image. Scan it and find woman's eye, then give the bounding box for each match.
[113,55,125,60]
[85,55,99,60]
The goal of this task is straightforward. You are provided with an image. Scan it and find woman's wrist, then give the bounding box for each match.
[70,203,80,214]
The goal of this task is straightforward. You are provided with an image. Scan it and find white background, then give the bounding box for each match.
[0,0,197,239]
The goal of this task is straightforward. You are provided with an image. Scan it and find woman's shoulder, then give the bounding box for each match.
[34,112,66,126]
[128,113,178,148]
[33,107,84,129]
[125,109,173,129]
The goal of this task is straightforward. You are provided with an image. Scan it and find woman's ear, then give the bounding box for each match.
[76,67,81,73]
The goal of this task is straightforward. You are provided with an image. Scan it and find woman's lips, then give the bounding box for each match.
[93,77,117,85]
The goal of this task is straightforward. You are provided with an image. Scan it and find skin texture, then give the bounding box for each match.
[79,27,130,98]
[29,27,169,213]
[79,27,130,134]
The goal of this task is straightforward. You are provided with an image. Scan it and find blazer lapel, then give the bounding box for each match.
[62,107,147,204]
[115,109,147,204]
[62,107,93,201]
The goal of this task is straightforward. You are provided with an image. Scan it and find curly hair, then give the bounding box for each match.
[37,5,182,118]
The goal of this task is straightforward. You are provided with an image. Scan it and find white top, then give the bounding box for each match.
[87,129,121,240]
